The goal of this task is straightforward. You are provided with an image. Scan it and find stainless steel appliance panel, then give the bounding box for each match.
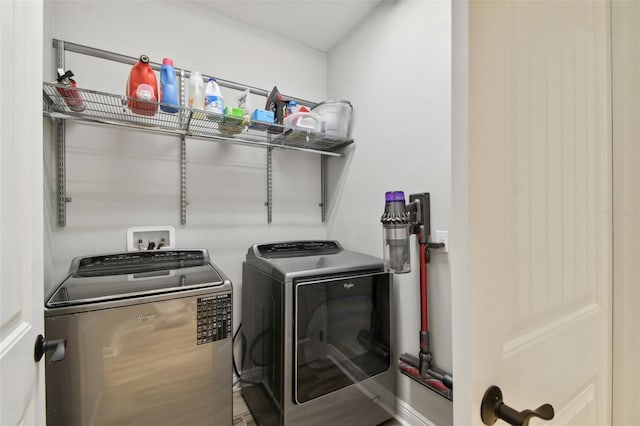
[294,272,391,403]
[284,272,393,426]
[45,292,232,426]
[241,241,393,426]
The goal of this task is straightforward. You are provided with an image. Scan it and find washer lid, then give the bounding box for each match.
[46,250,225,308]
[246,241,384,280]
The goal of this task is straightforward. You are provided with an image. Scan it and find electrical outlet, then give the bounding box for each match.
[435,230,448,253]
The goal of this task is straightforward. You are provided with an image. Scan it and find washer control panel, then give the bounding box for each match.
[196,293,232,345]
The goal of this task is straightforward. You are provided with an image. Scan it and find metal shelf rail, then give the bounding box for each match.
[45,39,353,225]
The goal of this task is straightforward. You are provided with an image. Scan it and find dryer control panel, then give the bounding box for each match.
[257,240,342,258]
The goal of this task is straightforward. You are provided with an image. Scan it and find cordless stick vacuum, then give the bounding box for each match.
[380,191,453,400]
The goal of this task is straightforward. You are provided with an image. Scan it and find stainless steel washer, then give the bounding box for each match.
[44,249,233,426]
[240,241,393,426]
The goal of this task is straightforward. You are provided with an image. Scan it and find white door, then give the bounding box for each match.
[0,0,45,425]
[611,1,640,424]
[452,1,611,425]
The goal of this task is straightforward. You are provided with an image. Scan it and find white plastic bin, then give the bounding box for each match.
[283,111,325,133]
[311,100,353,138]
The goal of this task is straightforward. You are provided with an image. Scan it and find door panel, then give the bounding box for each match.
[0,0,44,425]
[611,1,640,424]
[452,1,611,424]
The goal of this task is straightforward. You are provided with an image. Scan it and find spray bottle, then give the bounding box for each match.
[56,69,85,112]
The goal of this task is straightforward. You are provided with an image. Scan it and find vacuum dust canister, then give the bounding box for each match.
[380,191,411,273]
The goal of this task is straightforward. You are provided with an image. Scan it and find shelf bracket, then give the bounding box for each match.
[181,136,187,225]
[55,40,70,227]
[57,120,69,227]
[179,70,187,226]
[266,146,273,224]
[320,155,327,222]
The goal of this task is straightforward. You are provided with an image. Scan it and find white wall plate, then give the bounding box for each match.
[126,226,176,251]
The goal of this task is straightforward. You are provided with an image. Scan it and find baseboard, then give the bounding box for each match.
[394,397,437,426]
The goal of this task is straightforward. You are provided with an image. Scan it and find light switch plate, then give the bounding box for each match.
[435,230,448,253]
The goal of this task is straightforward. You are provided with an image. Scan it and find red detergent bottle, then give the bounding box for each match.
[127,55,158,116]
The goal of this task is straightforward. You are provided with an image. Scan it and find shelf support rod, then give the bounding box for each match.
[266,141,273,224]
[56,120,68,227]
[55,40,69,227]
[179,68,186,129]
[179,68,188,226]
[320,155,327,223]
[181,136,187,225]
[52,39,316,107]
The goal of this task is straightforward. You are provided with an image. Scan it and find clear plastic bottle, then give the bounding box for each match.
[188,71,205,110]
[205,77,224,114]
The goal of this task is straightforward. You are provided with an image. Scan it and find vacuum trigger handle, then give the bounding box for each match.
[480,385,554,426]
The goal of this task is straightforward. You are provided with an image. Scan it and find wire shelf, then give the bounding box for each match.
[43,82,187,132]
[43,83,353,155]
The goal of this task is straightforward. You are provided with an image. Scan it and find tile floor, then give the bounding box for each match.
[233,388,256,426]
[232,387,402,426]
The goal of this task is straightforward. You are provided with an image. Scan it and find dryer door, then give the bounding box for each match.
[293,271,390,404]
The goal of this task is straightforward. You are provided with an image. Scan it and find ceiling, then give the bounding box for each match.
[191,0,384,52]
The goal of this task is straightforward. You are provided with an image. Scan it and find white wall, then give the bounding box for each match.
[327,1,453,424]
[43,1,328,325]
